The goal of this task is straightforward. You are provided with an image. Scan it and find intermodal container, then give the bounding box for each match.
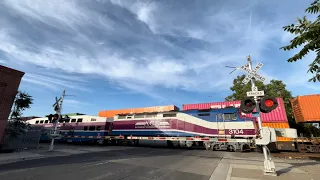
[262,122,290,129]
[262,122,292,142]
[98,105,180,118]
[182,98,288,123]
[290,94,320,123]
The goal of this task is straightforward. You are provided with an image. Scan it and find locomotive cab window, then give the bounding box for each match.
[145,113,157,118]
[71,119,76,122]
[118,115,126,119]
[163,113,176,117]
[216,114,223,120]
[91,118,96,121]
[198,113,210,116]
[84,126,88,131]
[45,120,49,123]
[40,120,44,124]
[223,113,237,120]
[77,118,83,122]
[134,114,145,118]
[96,126,101,131]
[89,126,95,131]
[35,121,39,124]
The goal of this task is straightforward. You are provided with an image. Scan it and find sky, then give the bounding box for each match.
[1,0,319,117]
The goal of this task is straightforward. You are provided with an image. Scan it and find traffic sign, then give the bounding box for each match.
[252,112,260,117]
[241,62,266,84]
[247,90,265,97]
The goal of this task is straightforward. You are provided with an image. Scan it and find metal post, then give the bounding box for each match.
[246,56,276,176]
[49,90,66,152]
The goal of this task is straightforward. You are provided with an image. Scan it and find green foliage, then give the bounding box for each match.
[225,75,266,101]
[5,91,33,139]
[280,0,320,82]
[225,75,294,124]
[10,91,33,119]
[295,123,320,137]
[4,120,30,139]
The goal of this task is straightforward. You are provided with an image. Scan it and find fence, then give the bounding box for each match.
[1,126,43,151]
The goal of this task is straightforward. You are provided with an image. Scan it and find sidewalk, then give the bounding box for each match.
[210,156,320,180]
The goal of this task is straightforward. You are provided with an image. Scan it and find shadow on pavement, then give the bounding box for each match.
[0,144,222,172]
[277,161,320,176]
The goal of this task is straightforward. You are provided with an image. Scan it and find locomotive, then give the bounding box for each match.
[27,107,259,151]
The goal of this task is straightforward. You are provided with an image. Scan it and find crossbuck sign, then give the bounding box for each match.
[241,62,266,84]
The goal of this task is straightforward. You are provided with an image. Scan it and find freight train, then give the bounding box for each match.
[27,107,260,151]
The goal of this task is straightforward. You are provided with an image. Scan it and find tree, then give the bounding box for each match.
[280,0,320,82]
[225,75,295,124]
[5,91,33,138]
[225,75,266,101]
[10,91,33,119]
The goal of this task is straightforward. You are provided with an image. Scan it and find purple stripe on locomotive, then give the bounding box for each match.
[112,119,257,136]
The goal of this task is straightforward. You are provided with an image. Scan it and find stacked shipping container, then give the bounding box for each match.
[98,105,179,118]
[290,94,320,123]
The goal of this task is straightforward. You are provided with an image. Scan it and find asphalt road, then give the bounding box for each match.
[0,146,230,180]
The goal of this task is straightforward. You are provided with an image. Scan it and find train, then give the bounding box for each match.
[27,107,260,151]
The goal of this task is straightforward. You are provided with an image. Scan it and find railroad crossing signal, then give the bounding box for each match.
[240,96,278,114]
[241,62,266,84]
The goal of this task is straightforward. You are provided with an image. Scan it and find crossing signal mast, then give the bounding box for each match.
[47,90,66,152]
[226,56,278,176]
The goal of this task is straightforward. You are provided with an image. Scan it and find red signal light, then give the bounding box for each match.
[260,96,278,113]
[240,98,256,114]
[264,99,274,107]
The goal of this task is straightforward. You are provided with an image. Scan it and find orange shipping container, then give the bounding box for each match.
[98,105,180,118]
[262,123,290,129]
[290,94,320,123]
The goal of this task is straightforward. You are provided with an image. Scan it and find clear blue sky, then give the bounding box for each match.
[1,0,319,117]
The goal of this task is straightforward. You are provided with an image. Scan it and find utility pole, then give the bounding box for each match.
[226,56,276,176]
[49,90,66,152]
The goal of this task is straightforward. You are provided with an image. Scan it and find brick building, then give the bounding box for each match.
[0,65,25,145]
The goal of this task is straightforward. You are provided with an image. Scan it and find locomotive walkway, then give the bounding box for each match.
[0,144,319,180]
